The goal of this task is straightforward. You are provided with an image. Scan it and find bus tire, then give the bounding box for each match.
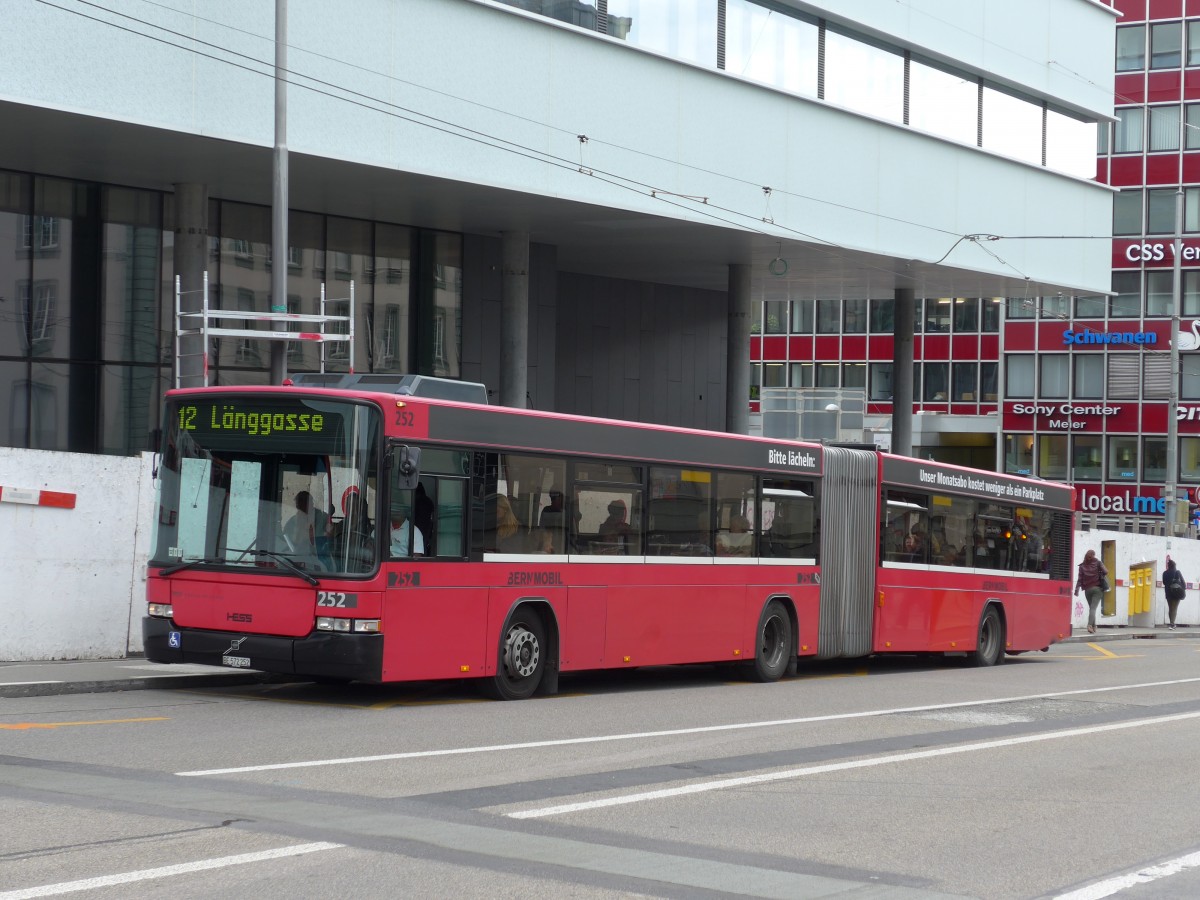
[969,605,1005,667]
[486,609,546,700]
[752,600,792,682]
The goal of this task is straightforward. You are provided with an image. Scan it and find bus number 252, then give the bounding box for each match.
[317,591,358,608]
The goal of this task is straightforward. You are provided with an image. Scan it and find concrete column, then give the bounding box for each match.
[173,183,209,388]
[500,231,530,408]
[892,288,915,457]
[726,264,752,434]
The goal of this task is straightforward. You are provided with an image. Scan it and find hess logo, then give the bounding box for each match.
[1125,242,1166,263]
[226,612,253,623]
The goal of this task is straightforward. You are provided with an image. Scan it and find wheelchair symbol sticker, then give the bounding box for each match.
[168,631,181,648]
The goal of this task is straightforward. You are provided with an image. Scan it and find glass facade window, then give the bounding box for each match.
[1113,190,1142,236]
[869,298,894,333]
[816,362,840,387]
[1041,294,1069,319]
[1188,104,1200,150]
[1038,434,1067,481]
[1108,436,1140,481]
[605,0,719,67]
[1116,25,1146,71]
[494,0,598,29]
[1149,105,1181,151]
[1075,294,1107,318]
[980,363,998,402]
[981,86,1042,166]
[1186,270,1200,317]
[1146,270,1173,316]
[1187,186,1200,233]
[952,297,978,331]
[951,362,977,401]
[1005,434,1034,476]
[843,298,867,333]
[1006,296,1035,319]
[1183,354,1200,400]
[815,298,841,334]
[1190,21,1200,66]
[790,298,813,333]
[982,298,1001,332]
[763,362,786,387]
[869,362,893,401]
[724,0,818,98]
[1039,354,1069,399]
[764,300,787,334]
[1046,108,1097,178]
[1150,21,1182,69]
[1074,354,1104,399]
[1007,355,1035,398]
[1147,188,1176,234]
[1114,108,1145,153]
[909,58,978,145]
[1182,437,1200,480]
[789,362,813,388]
[924,298,951,332]
[1143,437,1167,483]
[923,362,948,401]
[823,29,904,124]
[1072,434,1103,481]
[843,362,865,389]
[1111,272,1141,318]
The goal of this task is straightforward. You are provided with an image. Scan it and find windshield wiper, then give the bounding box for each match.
[234,548,320,586]
[159,556,228,577]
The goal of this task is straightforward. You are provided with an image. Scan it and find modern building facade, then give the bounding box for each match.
[2,0,1112,460]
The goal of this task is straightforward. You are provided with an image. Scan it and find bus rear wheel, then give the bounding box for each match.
[969,606,1004,667]
[752,600,792,682]
[486,611,546,700]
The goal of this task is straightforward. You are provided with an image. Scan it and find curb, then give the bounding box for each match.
[0,671,300,699]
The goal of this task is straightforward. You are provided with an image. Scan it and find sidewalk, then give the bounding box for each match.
[1,626,1196,699]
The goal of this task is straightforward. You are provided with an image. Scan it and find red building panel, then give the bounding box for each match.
[1189,0,1200,17]
[1102,404,1142,432]
[950,403,976,416]
[1114,0,1144,20]
[1096,157,1109,184]
[1185,155,1200,184]
[841,335,866,359]
[1145,153,1180,185]
[1114,74,1145,104]
[980,334,999,358]
[868,335,894,359]
[1143,404,1169,432]
[814,336,840,359]
[1108,155,1145,186]
[1040,321,1079,348]
[787,335,813,360]
[1004,322,1037,352]
[1148,0,1180,18]
[951,335,978,359]
[750,336,761,358]
[921,334,950,360]
[761,336,786,360]
[1147,70,1181,103]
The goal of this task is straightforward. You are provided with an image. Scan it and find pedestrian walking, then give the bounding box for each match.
[1163,557,1187,630]
[1074,548,1108,634]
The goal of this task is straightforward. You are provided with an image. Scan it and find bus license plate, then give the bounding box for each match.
[221,655,251,668]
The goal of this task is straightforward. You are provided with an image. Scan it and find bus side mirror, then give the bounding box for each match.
[395,445,421,490]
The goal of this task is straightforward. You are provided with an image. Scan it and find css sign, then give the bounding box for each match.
[1125,242,1166,262]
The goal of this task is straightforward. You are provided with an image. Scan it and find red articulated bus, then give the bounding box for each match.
[143,377,1075,699]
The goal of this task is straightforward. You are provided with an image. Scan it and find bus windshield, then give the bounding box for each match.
[151,395,381,576]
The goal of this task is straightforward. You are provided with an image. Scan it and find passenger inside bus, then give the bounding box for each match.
[494,495,523,552]
[716,514,753,557]
[390,505,425,557]
[598,499,632,553]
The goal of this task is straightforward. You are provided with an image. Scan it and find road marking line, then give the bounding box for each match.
[0,718,168,731]
[175,676,1200,777]
[0,842,342,899]
[0,681,62,687]
[1054,848,1200,899]
[508,710,1200,819]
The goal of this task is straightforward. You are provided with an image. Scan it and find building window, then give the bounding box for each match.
[816,362,840,387]
[815,298,841,334]
[951,362,977,401]
[789,362,813,387]
[869,362,893,401]
[843,362,866,389]
[823,28,905,124]
[22,216,60,251]
[924,298,951,332]
[869,298,894,333]
[1108,436,1139,481]
[1072,435,1103,481]
[1114,190,1142,236]
[1181,436,1200,480]
[1185,270,1200,317]
[1147,188,1176,234]
[329,300,351,360]
[1187,187,1200,233]
[1189,21,1200,66]
[18,281,56,354]
[1039,354,1069,399]
[1146,270,1173,316]
[1006,296,1035,319]
[909,57,978,146]
[981,298,1001,332]
[762,362,786,387]
[1110,272,1141,318]
[1075,294,1107,317]
[1143,437,1168,482]
[1041,294,1070,320]
[1006,355,1035,398]
[843,298,867,333]
[1114,108,1144,153]
[923,362,948,401]
[1149,105,1181,151]
[1187,105,1200,150]
[980,363,998,401]
[1038,434,1068,481]
[380,304,401,366]
[1005,434,1034,476]
[981,86,1042,166]
[790,298,813,333]
[1074,354,1104,399]
[1116,25,1146,71]
[605,0,719,67]
[952,297,978,332]
[1185,355,1200,400]
[1150,21,1182,69]
[725,0,818,98]
[763,300,788,334]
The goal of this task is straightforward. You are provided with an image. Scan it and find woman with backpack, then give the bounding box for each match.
[1163,557,1186,631]
[1074,549,1108,634]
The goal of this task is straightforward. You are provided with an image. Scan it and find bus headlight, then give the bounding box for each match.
[316,617,351,632]
[353,619,380,633]
[148,603,174,618]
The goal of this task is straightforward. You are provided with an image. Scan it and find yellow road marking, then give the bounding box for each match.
[1057,643,1143,659]
[0,717,168,730]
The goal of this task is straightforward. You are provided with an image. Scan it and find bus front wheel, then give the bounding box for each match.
[486,611,546,700]
[752,600,793,682]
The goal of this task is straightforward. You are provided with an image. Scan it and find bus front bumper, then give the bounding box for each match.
[142,617,384,683]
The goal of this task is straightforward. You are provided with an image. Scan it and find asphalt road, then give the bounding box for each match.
[3,641,1200,899]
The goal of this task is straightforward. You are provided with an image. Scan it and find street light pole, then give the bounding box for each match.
[269,0,289,384]
[1166,178,1183,549]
